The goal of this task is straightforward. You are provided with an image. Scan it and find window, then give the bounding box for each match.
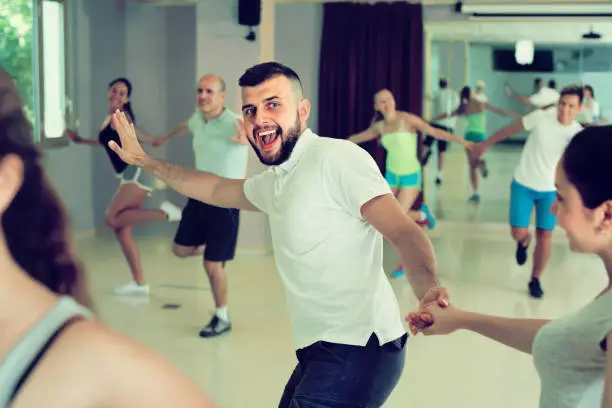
[37,0,69,146]
[0,1,36,124]
[0,0,68,146]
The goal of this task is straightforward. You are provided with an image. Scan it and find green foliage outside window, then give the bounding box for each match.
[0,1,36,124]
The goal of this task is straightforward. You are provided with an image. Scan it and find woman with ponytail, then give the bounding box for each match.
[431,85,520,202]
[65,78,183,296]
[0,68,215,407]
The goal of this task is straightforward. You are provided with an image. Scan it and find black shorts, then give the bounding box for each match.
[424,123,452,152]
[173,199,240,262]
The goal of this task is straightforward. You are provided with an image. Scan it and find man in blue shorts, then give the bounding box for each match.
[154,74,248,337]
[474,85,583,298]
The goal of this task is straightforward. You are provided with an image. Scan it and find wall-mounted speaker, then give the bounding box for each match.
[238,0,261,27]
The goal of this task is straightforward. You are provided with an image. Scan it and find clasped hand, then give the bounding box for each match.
[405,286,462,336]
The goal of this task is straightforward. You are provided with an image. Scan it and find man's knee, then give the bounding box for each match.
[511,227,529,242]
[204,260,225,278]
[172,244,201,258]
[536,228,553,240]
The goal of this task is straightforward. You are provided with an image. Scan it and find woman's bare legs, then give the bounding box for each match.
[465,148,481,201]
[105,183,166,295]
[396,187,422,221]
[391,187,434,278]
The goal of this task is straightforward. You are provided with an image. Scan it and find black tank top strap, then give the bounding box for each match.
[8,316,84,404]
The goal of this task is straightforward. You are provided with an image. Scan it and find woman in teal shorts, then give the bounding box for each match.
[349,89,473,275]
[432,86,519,202]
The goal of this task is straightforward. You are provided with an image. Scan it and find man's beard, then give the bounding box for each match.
[250,113,302,166]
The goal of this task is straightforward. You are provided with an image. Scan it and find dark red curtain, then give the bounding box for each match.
[318,2,424,174]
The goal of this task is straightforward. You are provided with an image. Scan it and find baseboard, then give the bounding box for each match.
[73,228,98,240]
[73,227,274,257]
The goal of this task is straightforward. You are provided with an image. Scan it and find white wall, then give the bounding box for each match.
[45,0,197,232]
[195,1,272,254]
[274,3,323,133]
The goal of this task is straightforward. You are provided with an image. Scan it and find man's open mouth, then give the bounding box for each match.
[256,128,281,150]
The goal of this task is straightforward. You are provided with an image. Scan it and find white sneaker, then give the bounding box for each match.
[114,282,150,297]
[160,200,182,222]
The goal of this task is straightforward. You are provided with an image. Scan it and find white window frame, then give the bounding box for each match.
[35,0,71,147]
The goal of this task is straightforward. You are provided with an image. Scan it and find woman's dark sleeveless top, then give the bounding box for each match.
[98,121,129,174]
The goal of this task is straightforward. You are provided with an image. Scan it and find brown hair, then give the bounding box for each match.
[0,68,93,309]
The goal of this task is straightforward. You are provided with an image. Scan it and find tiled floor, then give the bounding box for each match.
[423,142,523,225]
[74,144,606,407]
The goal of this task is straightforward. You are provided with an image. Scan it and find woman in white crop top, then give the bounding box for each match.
[0,69,215,407]
[408,126,612,407]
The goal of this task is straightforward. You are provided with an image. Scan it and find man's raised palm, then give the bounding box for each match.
[108,110,148,166]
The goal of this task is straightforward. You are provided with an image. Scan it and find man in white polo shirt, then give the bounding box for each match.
[506,77,560,109]
[422,77,459,185]
[109,62,448,407]
[472,80,488,103]
[474,85,583,299]
[154,74,248,338]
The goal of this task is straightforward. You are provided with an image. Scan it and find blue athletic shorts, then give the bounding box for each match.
[509,179,557,231]
[385,170,422,190]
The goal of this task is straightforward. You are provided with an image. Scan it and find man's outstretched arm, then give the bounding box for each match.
[108,110,259,212]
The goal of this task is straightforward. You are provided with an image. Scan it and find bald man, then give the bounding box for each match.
[154,74,248,338]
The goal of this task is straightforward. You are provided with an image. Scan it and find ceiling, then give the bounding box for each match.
[427,21,612,44]
[276,0,612,3]
[137,0,612,44]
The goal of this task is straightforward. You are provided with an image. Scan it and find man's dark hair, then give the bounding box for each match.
[238,62,304,97]
[560,85,584,104]
[548,79,557,89]
[439,78,448,89]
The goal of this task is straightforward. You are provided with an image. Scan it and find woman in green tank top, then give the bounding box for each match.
[348,89,474,276]
[349,89,472,226]
[432,85,520,202]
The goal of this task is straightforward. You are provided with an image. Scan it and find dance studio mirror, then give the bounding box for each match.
[423,19,612,226]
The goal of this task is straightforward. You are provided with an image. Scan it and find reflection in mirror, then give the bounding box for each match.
[422,24,610,227]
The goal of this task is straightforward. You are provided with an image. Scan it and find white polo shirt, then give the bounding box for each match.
[578,98,600,124]
[529,87,560,108]
[514,108,583,192]
[243,129,406,350]
[432,88,459,129]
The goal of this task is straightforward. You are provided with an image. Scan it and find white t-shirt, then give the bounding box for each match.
[243,129,406,350]
[432,88,459,129]
[528,87,560,108]
[578,98,600,124]
[473,92,488,103]
[514,108,583,192]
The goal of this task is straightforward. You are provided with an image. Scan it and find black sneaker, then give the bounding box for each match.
[528,277,544,299]
[515,241,529,266]
[199,315,231,338]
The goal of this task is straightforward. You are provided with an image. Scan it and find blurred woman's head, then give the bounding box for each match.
[0,67,91,307]
[374,89,396,119]
[553,126,612,255]
[460,86,471,104]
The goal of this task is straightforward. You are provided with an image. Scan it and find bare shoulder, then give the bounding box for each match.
[399,111,416,120]
[400,111,421,124]
[15,320,216,408]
